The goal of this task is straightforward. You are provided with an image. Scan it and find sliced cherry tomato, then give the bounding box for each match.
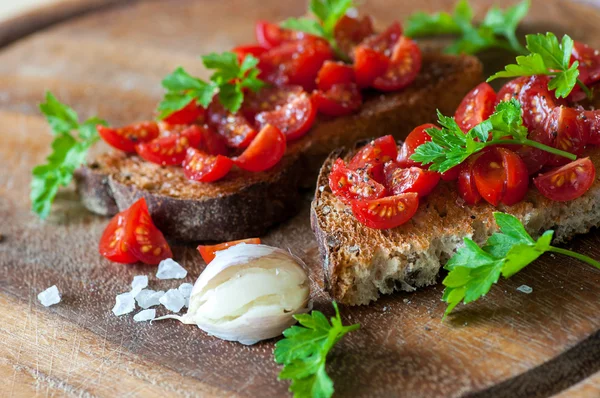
[125,198,172,265]
[242,85,304,121]
[572,41,600,85]
[516,128,552,174]
[183,147,233,182]
[584,109,600,145]
[198,238,262,264]
[334,14,375,57]
[458,155,482,205]
[255,21,309,48]
[255,90,316,141]
[440,166,460,181]
[162,100,205,125]
[455,82,496,133]
[316,60,355,91]
[232,44,267,64]
[98,122,159,153]
[545,106,590,166]
[495,76,529,105]
[351,193,419,230]
[397,123,438,167]
[534,157,595,202]
[234,124,286,172]
[519,76,565,133]
[197,125,229,156]
[312,83,362,117]
[348,135,398,182]
[353,46,390,88]
[99,209,138,264]
[383,162,440,197]
[329,158,386,205]
[473,147,529,206]
[207,100,257,149]
[372,36,421,92]
[358,22,403,57]
[135,125,202,166]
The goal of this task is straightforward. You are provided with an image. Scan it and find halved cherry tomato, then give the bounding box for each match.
[458,155,482,205]
[197,125,229,156]
[383,162,440,197]
[473,147,529,206]
[234,124,286,172]
[255,21,309,48]
[255,90,316,141]
[440,166,460,181]
[519,76,565,133]
[545,106,590,166]
[312,83,362,117]
[353,47,389,88]
[316,61,355,91]
[572,41,600,85]
[98,122,159,153]
[207,100,257,148]
[397,123,438,167]
[348,135,398,182]
[242,85,304,121]
[125,198,172,265]
[455,82,496,133]
[534,157,595,202]
[351,193,419,230]
[163,100,205,125]
[334,14,375,57]
[495,76,529,105]
[232,44,267,64]
[329,158,386,205]
[98,209,138,264]
[183,147,233,182]
[584,109,600,145]
[358,22,403,57]
[198,238,262,264]
[135,124,202,166]
[516,128,552,174]
[372,36,421,92]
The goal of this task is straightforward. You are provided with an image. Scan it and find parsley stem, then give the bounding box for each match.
[576,79,593,100]
[488,139,577,161]
[549,246,600,270]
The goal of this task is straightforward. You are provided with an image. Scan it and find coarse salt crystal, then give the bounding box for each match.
[38,285,61,307]
[135,289,164,309]
[178,283,193,307]
[112,292,136,316]
[156,259,187,280]
[159,288,186,312]
[133,309,156,322]
[517,284,533,294]
[130,275,148,296]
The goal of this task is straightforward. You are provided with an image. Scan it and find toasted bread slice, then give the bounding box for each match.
[75,53,482,242]
[311,143,600,306]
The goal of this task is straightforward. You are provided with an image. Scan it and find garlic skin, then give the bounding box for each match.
[175,243,310,345]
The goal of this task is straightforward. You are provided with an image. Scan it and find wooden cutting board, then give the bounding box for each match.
[1,0,600,397]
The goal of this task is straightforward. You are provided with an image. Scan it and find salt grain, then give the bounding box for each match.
[178,283,193,307]
[130,275,148,296]
[112,292,136,316]
[156,259,187,280]
[133,309,156,322]
[136,289,165,309]
[159,288,186,312]
[517,284,533,294]
[38,285,61,307]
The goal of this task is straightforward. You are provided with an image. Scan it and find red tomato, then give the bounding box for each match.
[572,41,600,85]
[312,83,362,117]
[316,61,355,91]
[584,109,600,145]
[183,148,233,182]
[197,125,229,156]
[98,209,138,264]
[255,21,309,48]
[329,158,386,205]
[135,125,202,166]
[516,128,552,174]
[207,100,257,148]
[351,193,419,229]
[372,36,421,92]
[358,22,403,57]
[348,135,398,182]
[334,14,375,57]
[458,156,482,205]
[125,198,172,265]
[454,82,496,132]
[495,76,529,105]
[162,100,205,125]
[198,238,262,263]
[545,106,590,166]
[534,157,595,202]
[255,90,316,141]
[353,46,390,88]
[473,147,529,206]
[234,124,286,172]
[98,122,159,153]
[383,162,440,197]
[397,123,438,167]
[440,166,460,181]
[519,76,564,133]
[232,44,267,64]
[242,85,304,121]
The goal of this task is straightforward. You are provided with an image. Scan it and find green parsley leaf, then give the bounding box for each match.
[442,212,600,317]
[406,0,530,55]
[157,52,265,118]
[32,92,107,218]
[275,302,360,398]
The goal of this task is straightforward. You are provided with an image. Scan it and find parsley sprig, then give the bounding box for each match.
[443,212,600,317]
[405,0,529,55]
[488,32,591,99]
[275,302,360,398]
[31,92,107,218]
[157,52,265,118]
[410,99,576,173]
[280,0,354,62]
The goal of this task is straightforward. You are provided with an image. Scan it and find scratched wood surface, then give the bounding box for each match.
[1,0,600,397]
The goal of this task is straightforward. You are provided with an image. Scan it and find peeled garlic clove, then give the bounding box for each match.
[159,243,310,345]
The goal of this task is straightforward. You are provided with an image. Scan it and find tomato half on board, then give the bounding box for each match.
[348,135,398,182]
[125,198,172,265]
[197,238,261,264]
[334,14,375,57]
[329,158,386,205]
[135,124,203,166]
[495,76,529,105]
[98,209,138,264]
[534,157,595,202]
[472,147,529,206]
[396,123,438,167]
[98,121,159,153]
[255,21,309,48]
[457,155,482,205]
[519,75,564,133]
[351,193,419,229]
[455,82,496,132]
[254,89,316,141]
[162,100,205,125]
[545,106,590,166]
[234,124,286,172]
[383,162,440,197]
[312,83,362,117]
[183,147,233,182]
[207,100,257,149]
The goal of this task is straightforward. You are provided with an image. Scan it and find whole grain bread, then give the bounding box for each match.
[311,143,600,306]
[75,53,482,242]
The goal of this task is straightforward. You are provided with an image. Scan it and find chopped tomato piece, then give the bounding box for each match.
[135,124,202,166]
[372,36,421,92]
[440,166,460,181]
[519,76,565,133]
[162,100,205,125]
[329,158,386,205]
[534,158,595,202]
[198,238,261,264]
[242,85,304,121]
[197,125,229,156]
[572,41,600,85]
[545,106,590,166]
[383,162,440,197]
[125,198,172,265]
[183,148,233,182]
[255,21,310,48]
[98,121,159,153]
[457,155,482,205]
[232,44,267,64]
[454,82,496,132]
[348,135,398,182]
[584,109,600,145]
[358,22,403,56]
[334,14,375,57]
[353,46,389,88]
[234,124,286,172]
[351,193,419,230]
[495,76,529,105]
[98,209,138,264]
[255,90,316,141]
[207,100,257,149]
[316,60,355,91]
[312,83,362,117]
[397,123,438,167]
